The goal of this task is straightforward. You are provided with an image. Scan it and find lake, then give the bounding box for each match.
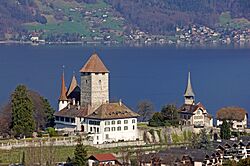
[0,44,250,117]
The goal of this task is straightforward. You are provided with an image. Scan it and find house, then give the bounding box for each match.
[88,153,121,166]
[216,107,248,131]
[214,139,249,162]
[54,53,140,144]
[179,72,213,128]
[140,148,219,166]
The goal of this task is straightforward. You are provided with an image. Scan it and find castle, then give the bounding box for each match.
[54,53,139,144]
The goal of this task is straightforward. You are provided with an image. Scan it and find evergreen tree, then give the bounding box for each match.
[72,136,88,166]
[199,129,210,149]
[220,120,231,140]
[161,104,179,126]
[41,97,55,128]
[11,85,35,137]
[149,112,165,127]
[190,133,199,149]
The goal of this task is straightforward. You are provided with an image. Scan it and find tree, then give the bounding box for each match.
[72,136,88,166]
[41,97,55,128]
[199,129,210,150]
[11,85,35,137]
[149,112,165,127]
[220,120,231,140]
[190,133,199,149]
[137,100,155,122]
[238,158,250,166]
[161,104,179,126]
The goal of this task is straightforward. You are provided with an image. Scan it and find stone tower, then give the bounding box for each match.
[184,72,195,105]
[79,53,109,110]
[58,71,68,111]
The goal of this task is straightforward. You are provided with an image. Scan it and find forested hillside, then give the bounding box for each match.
[104,0,250,34]
[0,0,249,40]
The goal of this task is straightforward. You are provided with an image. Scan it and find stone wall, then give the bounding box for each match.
[138,126,194,144]
[80,73,109,110]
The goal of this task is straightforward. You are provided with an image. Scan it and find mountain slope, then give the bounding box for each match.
[104,0,250,34]
[0,0,249,40]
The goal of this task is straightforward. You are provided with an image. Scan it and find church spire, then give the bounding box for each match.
[184,72,195,105]
[67,72,78,97]
[59,70,68,101]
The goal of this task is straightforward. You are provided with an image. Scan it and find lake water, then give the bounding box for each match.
[0,45,250,117]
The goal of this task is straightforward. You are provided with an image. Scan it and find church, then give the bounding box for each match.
[54,53,139,144]
[179,72,213,128]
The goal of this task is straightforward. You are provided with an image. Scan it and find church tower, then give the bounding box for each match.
[79,53,109,110]
[184,72,195,105]
[58,71,68,111]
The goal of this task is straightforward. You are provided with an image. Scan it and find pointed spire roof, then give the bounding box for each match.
[67,73,78,96]
[184,72,195,97]
[59,71,68,101]
[79,53,109,73]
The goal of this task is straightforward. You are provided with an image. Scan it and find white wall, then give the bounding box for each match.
[86,118,138,144]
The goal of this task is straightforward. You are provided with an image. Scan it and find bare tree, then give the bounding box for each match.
[137,100,155,122]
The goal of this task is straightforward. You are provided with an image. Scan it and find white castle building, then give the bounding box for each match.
[54,53,139,144]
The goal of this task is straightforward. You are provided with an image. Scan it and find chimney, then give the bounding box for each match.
[72,98,76,106]
[119,99,122,106]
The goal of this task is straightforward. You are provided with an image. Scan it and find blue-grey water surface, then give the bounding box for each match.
[0,45,250,117]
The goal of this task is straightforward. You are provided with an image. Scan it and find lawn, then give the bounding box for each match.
[0,145,123,164]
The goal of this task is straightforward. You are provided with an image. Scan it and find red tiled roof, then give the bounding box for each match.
[54,105,90,118]
[91,153,117,162]
[80,53,109,73]
[87,102,140,120]
[216,107,247,121]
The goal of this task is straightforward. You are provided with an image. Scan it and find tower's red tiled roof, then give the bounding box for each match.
[90,153,117,162]
[59,71,68,101]
[80,53,109,73]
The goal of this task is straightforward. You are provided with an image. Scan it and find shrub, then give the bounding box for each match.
[46,127,57,137]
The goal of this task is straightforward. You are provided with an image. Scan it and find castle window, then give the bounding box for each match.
[65,117,70,122]
[99,80,102,84]
[124,120,128,124]
[133,125,135,130]
[86,80,88,84]
[111,121,115,125]
[95,73,98,75]
[90,127,93,132]
[117,127,121,131]
[117,120,121,124]
[104,127,110,132]
[112,127,116,131]
[105,121,110,125]
[60,117,64,122]
[56,116,59,121]
[106,134,109,139]
[132,119,136,123]
[124,126,128,130]
[71,118,75,123]
[97,128,99,133]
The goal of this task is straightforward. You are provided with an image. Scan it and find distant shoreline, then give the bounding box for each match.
[0,40,249,49]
